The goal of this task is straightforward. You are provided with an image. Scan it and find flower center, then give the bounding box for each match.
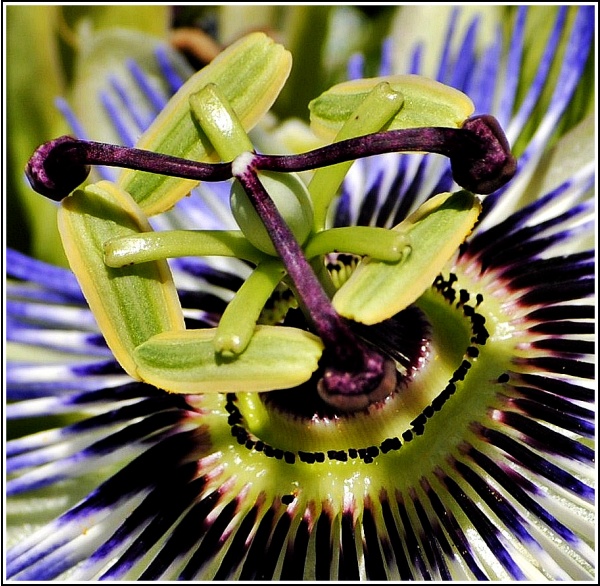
[225,272,491,462]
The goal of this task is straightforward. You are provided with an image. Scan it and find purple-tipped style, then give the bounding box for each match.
[26,115,516,202]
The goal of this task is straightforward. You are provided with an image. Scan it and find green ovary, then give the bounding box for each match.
[230,170,314,256]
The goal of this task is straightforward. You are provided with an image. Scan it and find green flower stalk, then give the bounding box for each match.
[5,5,595,581]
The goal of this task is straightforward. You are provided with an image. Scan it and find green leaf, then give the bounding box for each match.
[309,74,474,140]
[333,190,481,324]
[58,181,185,377]
[134,325,324,393]
[271,5,333,121]
[117,32,292,216]
[532,113,595,200]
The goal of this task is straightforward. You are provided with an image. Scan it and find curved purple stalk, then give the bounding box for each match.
[25,136,232,201]
[26,115,515,201]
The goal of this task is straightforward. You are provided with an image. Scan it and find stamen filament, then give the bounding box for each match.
[104,230,267,268]
[306,81,405,230]
[214,259,286,355]
[303,227,410,262]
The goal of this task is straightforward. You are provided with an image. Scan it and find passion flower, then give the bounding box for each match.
[6,5,595,581]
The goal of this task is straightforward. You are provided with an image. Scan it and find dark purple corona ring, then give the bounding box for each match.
[26,115,516,202]
[25,114,516,410]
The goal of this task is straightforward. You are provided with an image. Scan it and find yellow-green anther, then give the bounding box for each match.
[214,260,286,356]
[309,74,475,140]
[189,83,254,160]
[308,81,405,231]
[58,180,185,378]
[303,226,410,262]
[333,190,482,325]
[104,230,268,267]
[117,32,292,216]
[134,325,324,394]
